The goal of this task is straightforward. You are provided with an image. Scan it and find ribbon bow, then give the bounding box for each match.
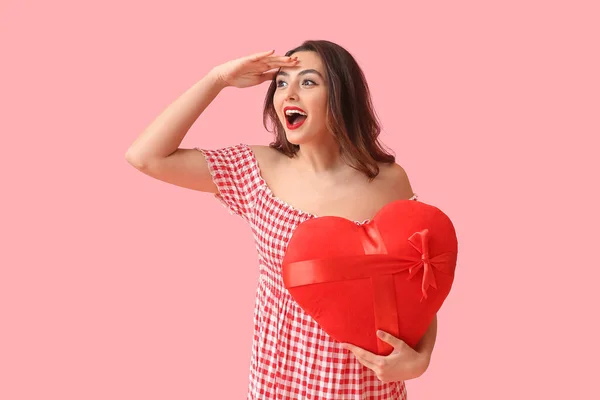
[407,228,438,302]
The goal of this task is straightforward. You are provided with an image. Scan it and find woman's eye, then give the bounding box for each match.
[276,79,316,87]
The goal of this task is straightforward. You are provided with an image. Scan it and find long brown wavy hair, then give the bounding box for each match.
[262,40,396,181]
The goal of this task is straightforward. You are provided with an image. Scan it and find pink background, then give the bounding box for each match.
[1,0,599,399]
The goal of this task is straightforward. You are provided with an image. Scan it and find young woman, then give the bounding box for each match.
[126,40,437,400]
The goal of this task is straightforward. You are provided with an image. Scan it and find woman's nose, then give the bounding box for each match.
[285,86,299,101]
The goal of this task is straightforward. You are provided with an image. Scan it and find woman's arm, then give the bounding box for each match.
[415,314,438,365]
[125,70,227,167]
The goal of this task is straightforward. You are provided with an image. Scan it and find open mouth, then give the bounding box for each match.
[284,108,308,129]
[286,113,307,126]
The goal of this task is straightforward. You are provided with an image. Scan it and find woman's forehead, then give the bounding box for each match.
[280,51,325,76]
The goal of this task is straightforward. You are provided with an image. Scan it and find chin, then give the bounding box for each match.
[284,130,312,146]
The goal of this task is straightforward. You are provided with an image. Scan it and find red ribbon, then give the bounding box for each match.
[283,228,454,303]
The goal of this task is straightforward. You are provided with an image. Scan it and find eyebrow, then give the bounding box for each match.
[276,69,324,80]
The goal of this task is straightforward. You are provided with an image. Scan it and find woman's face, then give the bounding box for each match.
[273,51,329,145]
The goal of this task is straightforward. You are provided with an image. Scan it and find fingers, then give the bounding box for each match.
[247,51,298,84]
[377,330,402,348]
[265,56,298,68]
[343,343,374,361]
[248,49,298,69]
[342,343,386,374]
[260,70,279,83]
[342,343,384,368]
[354,353,380,371]
[267,55,298,62]
[264,63,295,72]
[259,58,296,82]
[249,49,275,61]
[249,50,297,63]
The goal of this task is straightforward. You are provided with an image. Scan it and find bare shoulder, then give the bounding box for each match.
[379,162,415,199]
[248,144,287,169]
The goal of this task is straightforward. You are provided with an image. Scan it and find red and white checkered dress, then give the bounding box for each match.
[195,143,418,399]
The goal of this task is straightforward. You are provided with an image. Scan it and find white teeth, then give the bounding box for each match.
[285,109,307,116]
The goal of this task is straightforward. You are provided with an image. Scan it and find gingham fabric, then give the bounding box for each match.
[195,143,418,400]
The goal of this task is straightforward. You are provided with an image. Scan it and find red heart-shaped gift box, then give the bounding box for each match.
[282,199,458,355]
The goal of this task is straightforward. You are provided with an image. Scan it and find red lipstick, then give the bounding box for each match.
[283,106,308,130]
